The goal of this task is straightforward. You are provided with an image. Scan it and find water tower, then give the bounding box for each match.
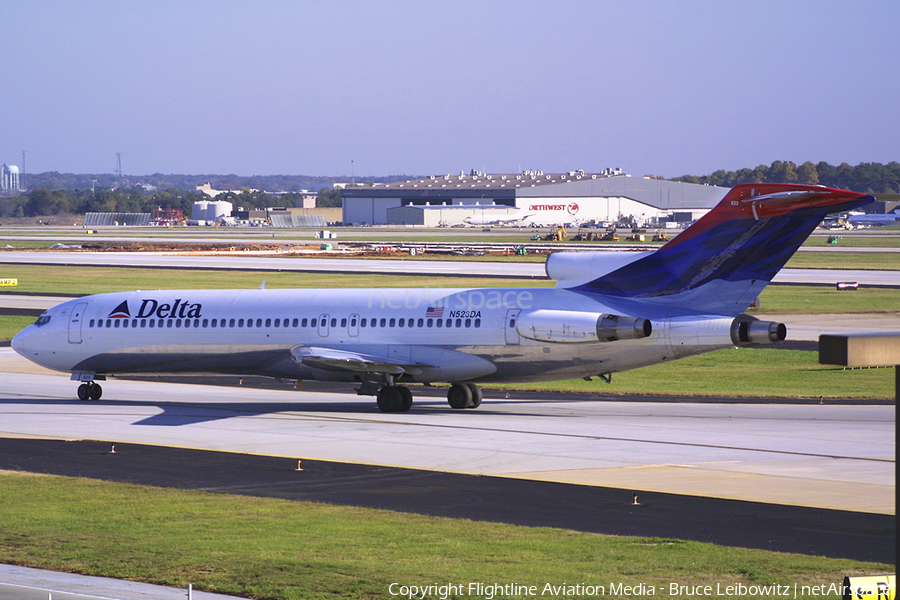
[1,164,20,194]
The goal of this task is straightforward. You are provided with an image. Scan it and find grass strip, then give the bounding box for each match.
[0,472,889,600]
[748,286,900,314]
[0,264,553,296]
[490,348,894,400]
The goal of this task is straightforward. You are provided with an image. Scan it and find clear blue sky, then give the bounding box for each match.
[2,0,898,178]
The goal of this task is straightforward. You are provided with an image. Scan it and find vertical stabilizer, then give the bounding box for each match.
[574,184,873,314]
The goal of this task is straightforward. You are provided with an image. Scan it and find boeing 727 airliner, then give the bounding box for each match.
[12,183,872,412]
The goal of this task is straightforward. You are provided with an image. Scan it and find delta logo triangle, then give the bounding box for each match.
[108,300,131,319]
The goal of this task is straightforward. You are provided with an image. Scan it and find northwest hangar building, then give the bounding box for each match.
[341,170,728,227]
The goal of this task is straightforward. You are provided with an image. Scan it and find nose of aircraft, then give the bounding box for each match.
[11,327,28,357]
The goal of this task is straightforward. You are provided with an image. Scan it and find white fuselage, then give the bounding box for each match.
[12,286,738,385]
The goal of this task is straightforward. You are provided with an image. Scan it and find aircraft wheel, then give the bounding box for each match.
[397,386,413,412]
[447,383,472,409]
[89,383,103,401]
[77,383,90,401]
[376,386,403,413]
[465,383,482,408]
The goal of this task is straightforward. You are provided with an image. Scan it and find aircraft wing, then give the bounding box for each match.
[289,344,497,382]
[290,345,433,375]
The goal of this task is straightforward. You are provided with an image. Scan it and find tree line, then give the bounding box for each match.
[2,161,896,218]
[0,186,343,219]
[671,160,900,194]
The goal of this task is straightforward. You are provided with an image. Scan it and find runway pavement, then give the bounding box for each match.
[0,348,894,598]
[1,348,893,518]
[0,564,246,600]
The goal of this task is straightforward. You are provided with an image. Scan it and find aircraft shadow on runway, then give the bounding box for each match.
[0,394,565,426]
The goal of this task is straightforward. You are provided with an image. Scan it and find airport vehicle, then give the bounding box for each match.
[12,184,872,412]
[846,209,900,227]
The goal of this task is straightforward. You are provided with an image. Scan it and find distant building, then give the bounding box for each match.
[1,164,20,195]
[196,183,250,198]
[341,170,727,226]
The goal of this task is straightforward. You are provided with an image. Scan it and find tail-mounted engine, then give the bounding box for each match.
[516,309,652,344]
[730,314,787,346]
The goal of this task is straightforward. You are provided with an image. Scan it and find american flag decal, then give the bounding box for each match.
[425,306,444,318]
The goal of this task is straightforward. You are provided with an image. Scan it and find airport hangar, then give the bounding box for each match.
[340,170,729,227]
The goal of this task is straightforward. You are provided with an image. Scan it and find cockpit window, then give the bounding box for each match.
[34,315,52,327]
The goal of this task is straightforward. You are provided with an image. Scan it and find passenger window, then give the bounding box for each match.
[389,318,395,327]
[274,319,280,327]
[168,319,174,328]
[417,318,424,327]
[427,318,432,328]
[238,319,244,327]
[398,318,404,328]
[89,319,95,327]
[148,320,155,328]
[265,318,271,327]
[380,318,386,327]
[465,318,471,328]
[176,319,182,328]
[361,318,367,327]
[114,320,120,328]
[436,319,442,328]
[141,319,147,327]
[341,318,347,327]
[257,318,263,327]
[350,318,357,327]
[456,319,462,327]
[292,318,298,327]
[330,318,336,327]
[106,319,112,328]
[475,318,481,328]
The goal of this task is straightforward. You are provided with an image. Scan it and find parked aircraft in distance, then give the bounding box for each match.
[12,184,872,412]
[846,209,900,227]
[464,209,534,226]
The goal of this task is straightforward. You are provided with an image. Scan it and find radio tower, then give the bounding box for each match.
[115,152,123,187]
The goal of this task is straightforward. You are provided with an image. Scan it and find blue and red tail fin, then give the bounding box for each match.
[574,184,873,315]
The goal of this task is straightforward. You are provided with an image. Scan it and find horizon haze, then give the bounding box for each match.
[2,1,898,179]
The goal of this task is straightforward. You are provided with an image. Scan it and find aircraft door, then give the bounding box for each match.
[317,313,329,337]
[68,302,88,344]
[504,309,521,345]
[349,313,360,337]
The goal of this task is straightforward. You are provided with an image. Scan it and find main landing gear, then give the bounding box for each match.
[376,385,413,413]
[372,382,484,412]
[447,383,482,409]
[76,382,103,401]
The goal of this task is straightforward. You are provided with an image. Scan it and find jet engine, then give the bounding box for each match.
[515,309,652,344]
[730,315,787,346]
